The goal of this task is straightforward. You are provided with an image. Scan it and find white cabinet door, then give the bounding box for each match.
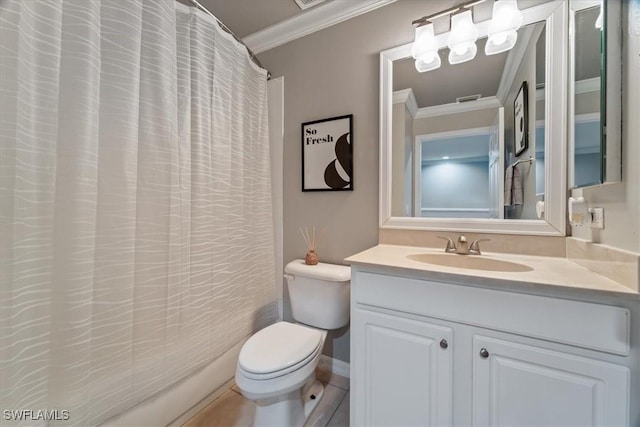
[352,308,453,427]
[472,336,630,427]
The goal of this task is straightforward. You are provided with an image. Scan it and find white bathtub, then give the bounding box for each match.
[101,338,247,427]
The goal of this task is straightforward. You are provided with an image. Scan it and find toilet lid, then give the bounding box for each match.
[239,322,322,375]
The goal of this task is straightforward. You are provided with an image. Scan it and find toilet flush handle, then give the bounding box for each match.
[283,274,294,281]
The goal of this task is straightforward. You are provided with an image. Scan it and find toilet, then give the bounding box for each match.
[235,259,350,427]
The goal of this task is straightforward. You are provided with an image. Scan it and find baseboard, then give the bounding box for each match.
[318,355,350,379]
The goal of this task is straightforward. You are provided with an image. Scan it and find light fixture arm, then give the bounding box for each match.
[412,0,487,27]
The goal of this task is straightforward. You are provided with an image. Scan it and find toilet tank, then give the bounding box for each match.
[284,260,351,330]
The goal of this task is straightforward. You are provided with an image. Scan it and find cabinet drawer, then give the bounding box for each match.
[353,271,630,355]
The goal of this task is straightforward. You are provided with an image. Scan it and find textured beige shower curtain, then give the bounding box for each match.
[0,1,276,425]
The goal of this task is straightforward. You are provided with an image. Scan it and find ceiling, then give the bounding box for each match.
[393,38,509,108]
[197,0,332,38]
[191,0,598,87]
[192,0,561,56]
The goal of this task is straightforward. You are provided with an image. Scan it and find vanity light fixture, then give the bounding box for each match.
[594,12,602,29]
[411,0,486,72]
[485,0,523,55]
[412,23,441,72]
[448,9,479,64]
[595,0,604,29]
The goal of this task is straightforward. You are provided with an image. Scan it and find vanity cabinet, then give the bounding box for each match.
[350,269,634,427]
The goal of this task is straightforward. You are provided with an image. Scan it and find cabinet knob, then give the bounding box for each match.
[440,339,448,349]
[479,348,489,359]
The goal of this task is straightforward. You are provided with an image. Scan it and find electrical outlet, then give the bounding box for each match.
[589,207,604,229]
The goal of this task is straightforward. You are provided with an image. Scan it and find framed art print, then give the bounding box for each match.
[301,114,353,191]
[514,81,528,157]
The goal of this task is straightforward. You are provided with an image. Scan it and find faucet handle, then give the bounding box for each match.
[437,236,456,253]
[470,238,490,255]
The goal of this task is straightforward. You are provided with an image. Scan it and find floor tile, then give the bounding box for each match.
[326,392,349,427]
[182,389,255,427]
[184,373,350,426]
[304,384,346,427]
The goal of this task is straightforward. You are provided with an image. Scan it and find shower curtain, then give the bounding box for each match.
[0,1,277,425]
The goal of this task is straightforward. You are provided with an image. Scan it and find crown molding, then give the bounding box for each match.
[243,0,397,54]
[575,77,600,94]
[538,77,599,101]
[414,96,502,120]
[392,89,418,118]
[574,112,600,123]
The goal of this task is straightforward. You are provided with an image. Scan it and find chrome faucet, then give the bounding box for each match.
[437,235,490,255]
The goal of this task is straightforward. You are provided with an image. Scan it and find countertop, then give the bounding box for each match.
[345,244,638,297]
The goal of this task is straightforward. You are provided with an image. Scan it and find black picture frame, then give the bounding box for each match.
[301,114,353,192]
[514,81,528,157]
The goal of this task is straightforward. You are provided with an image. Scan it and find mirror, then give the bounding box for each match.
[569,0,622,187]
[393,24,546,221]
[380,0,568,235]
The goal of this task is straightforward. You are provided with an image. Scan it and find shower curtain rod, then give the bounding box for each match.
[186,0,271,79]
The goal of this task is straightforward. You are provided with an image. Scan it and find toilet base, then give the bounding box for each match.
[253,379,325,427]
[302,379,324,418]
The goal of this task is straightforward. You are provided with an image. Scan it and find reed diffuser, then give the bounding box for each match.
[299,226,323,265]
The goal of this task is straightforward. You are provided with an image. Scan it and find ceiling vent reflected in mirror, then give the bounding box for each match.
[293,0,328,10]
[457,94,482,103]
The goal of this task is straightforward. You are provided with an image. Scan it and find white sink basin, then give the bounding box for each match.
[407,253,533,272]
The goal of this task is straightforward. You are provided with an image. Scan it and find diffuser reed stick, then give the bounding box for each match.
[299,228,311,248]
[299,226,324,265]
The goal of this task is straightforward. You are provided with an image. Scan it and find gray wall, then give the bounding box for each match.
[391,102,413,217]
[257,0,640,363]
[258,1,455,363]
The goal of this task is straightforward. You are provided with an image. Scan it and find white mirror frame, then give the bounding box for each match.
[379,0,568,236]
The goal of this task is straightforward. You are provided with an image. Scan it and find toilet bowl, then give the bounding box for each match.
[236,322,326,426]
[235,260,350,427]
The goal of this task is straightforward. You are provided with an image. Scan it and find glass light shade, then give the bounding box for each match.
[411,23,438,59]
[447,10,478,64]
[485,30,518,55]
[595,0,603,29]
[485,0,523,55]
[415,51,441,72]
[595,11,603,29]
[448,42,477,64]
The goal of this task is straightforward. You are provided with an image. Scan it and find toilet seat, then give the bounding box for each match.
[238,322,322,380]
